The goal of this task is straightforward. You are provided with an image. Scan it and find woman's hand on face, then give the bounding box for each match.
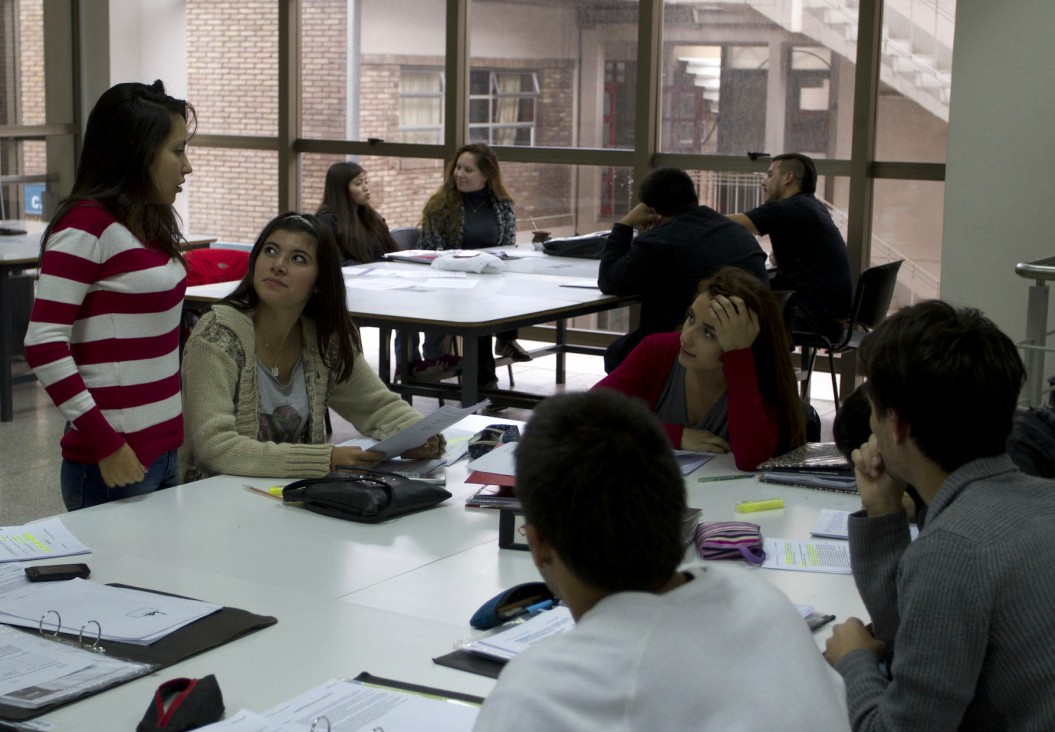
[331,446,385,471]
[99,444,147,488]
[400,434,446,460]
[710,294,760,352]
[680,429,731,454]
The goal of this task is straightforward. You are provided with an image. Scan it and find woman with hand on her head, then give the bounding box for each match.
[179,212,443,482]
[316,161,398,265]
[594,266,805,470]
[419,143,527,386]
[24,80,194,511]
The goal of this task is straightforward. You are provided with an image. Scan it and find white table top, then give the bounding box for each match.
[26,415,867,729]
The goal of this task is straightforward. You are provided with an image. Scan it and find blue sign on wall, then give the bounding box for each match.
[24,183,45,216]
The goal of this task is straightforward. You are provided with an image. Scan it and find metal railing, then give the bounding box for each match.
[1015,255,1055,406]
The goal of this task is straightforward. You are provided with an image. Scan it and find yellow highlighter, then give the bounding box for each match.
[735,498,785,513]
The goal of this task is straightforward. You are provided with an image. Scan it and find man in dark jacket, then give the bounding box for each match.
[598,167,767,372]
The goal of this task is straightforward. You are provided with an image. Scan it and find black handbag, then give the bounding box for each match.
[281,468,452,523]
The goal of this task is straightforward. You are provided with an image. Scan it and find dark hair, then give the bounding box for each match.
[859,300,1025,472]
[515,391,686,592]
[698,267,806,451]
[420,143,514,241]
[43,80,196,261]
[832,384,872,460]
[316,162,398,263]
[773,153,817,195]
[638,167,698,217]
[223,212,362,382]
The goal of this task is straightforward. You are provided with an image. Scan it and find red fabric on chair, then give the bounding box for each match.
[184,249,250,286]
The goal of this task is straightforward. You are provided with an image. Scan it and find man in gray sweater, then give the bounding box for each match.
[823,300,1055,731]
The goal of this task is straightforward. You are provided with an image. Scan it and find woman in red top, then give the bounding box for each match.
[594,266,805,470]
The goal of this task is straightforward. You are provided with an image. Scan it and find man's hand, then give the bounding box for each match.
[619,202,662,232]
[852,435,907,517]
[99,444,147,488]
[824,617,887,666]
[709,294,760,352]
[681,429,730,453]
[400,433,446,460]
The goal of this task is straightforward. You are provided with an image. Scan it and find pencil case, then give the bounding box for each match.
[470,582,556,630]
[694,521,766,565]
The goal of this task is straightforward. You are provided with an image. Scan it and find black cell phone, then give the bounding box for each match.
[24,563,91,582]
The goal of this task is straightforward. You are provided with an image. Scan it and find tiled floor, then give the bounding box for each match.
[0,330,837,526]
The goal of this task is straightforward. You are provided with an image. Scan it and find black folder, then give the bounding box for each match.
[0,584,277,721]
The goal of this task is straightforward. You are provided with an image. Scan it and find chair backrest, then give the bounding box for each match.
[801,400,822,442]
[848,260,903,330]
[389,227,421,250]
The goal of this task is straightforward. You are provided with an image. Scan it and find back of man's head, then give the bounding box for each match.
[515,391,686,593]
[860,300,1025,473]
[638,167,699,217]
[774,153,817,194]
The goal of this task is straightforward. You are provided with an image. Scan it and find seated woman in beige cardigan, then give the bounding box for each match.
[180,212,443,481]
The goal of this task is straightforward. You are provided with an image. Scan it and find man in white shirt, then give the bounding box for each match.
[473,390,850,731]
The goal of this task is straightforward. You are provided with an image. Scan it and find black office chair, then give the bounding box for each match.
[793,260,903,408]
[389,227,421,250]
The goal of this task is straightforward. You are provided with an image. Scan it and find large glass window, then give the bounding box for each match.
[301,0,447,142]
[875,0,953,162]
[469,0,637,149]
[184,149,279,242]
[660,2,855,159]
[871,179,944,307]
[1,0,47,220]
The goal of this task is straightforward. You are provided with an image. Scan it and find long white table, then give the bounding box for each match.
[185,258,637,408]
[24,415,867,729]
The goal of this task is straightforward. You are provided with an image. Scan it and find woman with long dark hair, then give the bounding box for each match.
[24,80,194,510]
[595,266,806,470]
[180,212,442,481]
[316,161,398,265]
[419,143,527,386]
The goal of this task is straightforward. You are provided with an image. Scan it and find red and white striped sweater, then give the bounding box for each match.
[24,202,187,466]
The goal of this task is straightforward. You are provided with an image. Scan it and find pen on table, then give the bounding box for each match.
[697,474,755,483]
[505,598,555,621]
[243,484,284,500]
[735,498,785,513]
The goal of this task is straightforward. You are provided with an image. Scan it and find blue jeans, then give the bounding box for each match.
[60,449,180,511]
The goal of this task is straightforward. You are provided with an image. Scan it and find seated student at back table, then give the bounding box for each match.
[593,266,805,471]
[597,166,767,372]
[823,301,1055,730]
[179,212,443,481]
[473,390,850,731]
[727,152,852,342]
[315,161,398,266]
[419,142,528,387]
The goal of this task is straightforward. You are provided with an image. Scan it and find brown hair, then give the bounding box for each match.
[316,161,397,263]
[698,267,806,451]
[420,143,514,241]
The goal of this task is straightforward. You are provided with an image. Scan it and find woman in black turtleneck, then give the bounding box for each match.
[419,143,529,388]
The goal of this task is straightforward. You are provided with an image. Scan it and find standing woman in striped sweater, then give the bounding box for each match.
[24,80,195,510]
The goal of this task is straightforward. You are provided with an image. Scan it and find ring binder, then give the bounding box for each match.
[309,716,331,731]
[37,610,106,654]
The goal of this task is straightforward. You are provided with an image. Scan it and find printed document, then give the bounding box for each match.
[202,678,478,731]
[462,605,574,662]
[369,400,490,458]
[0,517,90,562]
[760,538,853,574]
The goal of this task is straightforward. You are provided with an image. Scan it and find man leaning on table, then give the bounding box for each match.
[823,300,1055,731]
[473,390,850,731]
[597,166,768,372]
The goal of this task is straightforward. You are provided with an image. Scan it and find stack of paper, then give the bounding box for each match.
[462,606,574,662]
[0,579,221,645]
[0,517,91,562]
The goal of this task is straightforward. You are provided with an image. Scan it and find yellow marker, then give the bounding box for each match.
[735,498,785,513]
[269,486,284,497]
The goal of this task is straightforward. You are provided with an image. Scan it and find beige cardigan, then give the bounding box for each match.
[179,304,421,481]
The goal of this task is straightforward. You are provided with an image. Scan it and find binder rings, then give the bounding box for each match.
[0,584,276,721]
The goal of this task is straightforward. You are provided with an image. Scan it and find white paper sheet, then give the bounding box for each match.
[462,605,574,662]
[368,400,490,458]
[810,509,850,539]
[0,517,91,562]
[760,538,853,574]
[466,441,517,477]
[252,678,478,732]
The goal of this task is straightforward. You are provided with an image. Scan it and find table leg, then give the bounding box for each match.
[555,319,567,385]
[378,327,393,384]
[460,335,479,406]
[0,268,14,422]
